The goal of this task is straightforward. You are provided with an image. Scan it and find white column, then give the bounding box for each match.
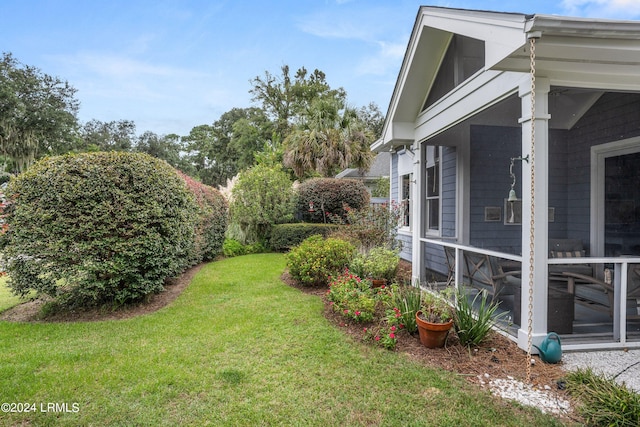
[412,142,423,284]
[517,76,551,352]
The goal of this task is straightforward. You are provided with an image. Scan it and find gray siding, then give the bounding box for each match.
[441,146,457,238]
[565,93,640,250]
[469,125,522,254]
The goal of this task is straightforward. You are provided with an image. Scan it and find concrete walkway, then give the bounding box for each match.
[562,349,640,392]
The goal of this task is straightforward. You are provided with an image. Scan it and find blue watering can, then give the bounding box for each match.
[533,332,562,363]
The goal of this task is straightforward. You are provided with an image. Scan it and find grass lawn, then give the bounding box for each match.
[0,254,563,426]
[0,276,23,313]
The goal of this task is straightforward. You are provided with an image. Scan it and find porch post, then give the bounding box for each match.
[517,77,551,352]
[411,141,423,284]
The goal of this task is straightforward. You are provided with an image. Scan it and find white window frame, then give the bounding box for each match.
[400,173,412,231]
[425,145,441,236]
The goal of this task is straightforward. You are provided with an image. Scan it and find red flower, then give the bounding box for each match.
[355,311,361,316]
[389,333,396,339]
[390,326,396,332]
[375,336,380,341]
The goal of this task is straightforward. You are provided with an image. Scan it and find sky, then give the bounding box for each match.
[2,0,640,137]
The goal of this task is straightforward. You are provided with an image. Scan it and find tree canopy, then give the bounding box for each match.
[0,54,382,185]
[0,52,79,173]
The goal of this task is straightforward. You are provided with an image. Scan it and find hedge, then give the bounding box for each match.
[269,223,340,251]
[296,178,369,223]
[0,152,202,308]
[177,171,228,261]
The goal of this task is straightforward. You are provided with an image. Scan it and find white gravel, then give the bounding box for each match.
[479,349,640,416]
[479,372,571,416]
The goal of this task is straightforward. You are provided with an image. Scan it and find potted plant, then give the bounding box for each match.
[350,247,399,287]
[415,287,455,348]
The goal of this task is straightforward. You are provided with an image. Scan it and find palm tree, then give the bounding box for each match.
[283,98,374,178]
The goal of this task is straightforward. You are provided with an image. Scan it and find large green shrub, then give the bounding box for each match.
[177,171,228,261]
[296,178,369,223]
[286,235,355,287]
[230,164,295,244]
[269,223,340,251]
[0,152,200,307]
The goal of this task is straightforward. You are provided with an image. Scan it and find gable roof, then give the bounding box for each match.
[373,6,640,152]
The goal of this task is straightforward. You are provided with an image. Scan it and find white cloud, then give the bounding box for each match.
[561,0,640,18]
[296,11,376,41]
[355,41,407,77]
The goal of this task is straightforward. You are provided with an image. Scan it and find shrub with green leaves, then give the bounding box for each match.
[329,203,402,252]
[326,271,376,322]
[454,289,506,347]
[296,178,369,223]
[269,223,340,251]
[0,152,200,308]
[230,164,295,244]
[285,235,355,287]
[222,238,268,258]
[349,247,399,282]
[566,368,640,426]
[178,171,228,261]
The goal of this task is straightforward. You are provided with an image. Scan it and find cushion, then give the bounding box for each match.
[550,250,585,258]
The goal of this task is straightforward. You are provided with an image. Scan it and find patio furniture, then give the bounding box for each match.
[562,270,614,316]
[627,265,640,319]
[462,251,520,302]
[513,285,574,334]
[548,238,593,277]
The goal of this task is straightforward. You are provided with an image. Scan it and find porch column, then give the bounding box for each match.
[411,141,423,284]
[517,77,551,352]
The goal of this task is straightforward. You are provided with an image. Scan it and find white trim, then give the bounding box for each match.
[591,136,640,257]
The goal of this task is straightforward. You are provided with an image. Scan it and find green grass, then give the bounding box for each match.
[0,276,24,313]
[0,254,563,426]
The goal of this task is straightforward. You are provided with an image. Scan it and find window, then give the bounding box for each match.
[401,173,412,228]
[425,146,440,233]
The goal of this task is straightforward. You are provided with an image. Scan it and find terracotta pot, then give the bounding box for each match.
[371,279,387,288]
[415,311,454,348]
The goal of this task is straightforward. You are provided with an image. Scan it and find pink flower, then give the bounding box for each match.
[344,309,349,314]
[389,333,396,339]
[375,336,380,341]
[390,326,396,332]
[363,328,367,333]
[355,311,361,316]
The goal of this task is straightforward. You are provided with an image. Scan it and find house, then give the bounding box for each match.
[335,152,390,203]
[372,6,640,351]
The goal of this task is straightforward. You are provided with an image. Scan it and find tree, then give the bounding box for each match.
[229,164,295,244]
[357,102,385,139]
[249,65,346,138]
[0,52,79,173]
[79,119,136,152]
[283,97,374,178]
[135,131,178,164]
[183,107,272,187]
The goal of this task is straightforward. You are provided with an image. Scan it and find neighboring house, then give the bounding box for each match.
[372,6,640,351]
[335,152,390,196]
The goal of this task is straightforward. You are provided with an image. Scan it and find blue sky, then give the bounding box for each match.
[2,0,640,137]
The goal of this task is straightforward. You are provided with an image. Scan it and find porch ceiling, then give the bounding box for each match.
[466,88,604,131]
[494,15,640,90]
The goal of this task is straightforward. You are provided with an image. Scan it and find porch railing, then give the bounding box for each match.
[421,237,640,351]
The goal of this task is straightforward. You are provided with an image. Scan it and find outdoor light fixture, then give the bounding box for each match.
[507,155,529,223]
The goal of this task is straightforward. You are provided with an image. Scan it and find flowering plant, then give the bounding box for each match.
[364,325,397,350]
[326,270,376,322]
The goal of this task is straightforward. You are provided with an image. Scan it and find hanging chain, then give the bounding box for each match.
[526,36,537,383]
